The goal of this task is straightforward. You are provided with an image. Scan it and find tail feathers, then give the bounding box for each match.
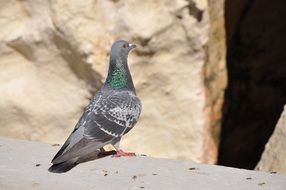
[51,142,69,163]
[48,159,78,173]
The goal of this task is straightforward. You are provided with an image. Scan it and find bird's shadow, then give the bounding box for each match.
[77,148,117,165]
[51,149,117,173]
[79,149,117,163]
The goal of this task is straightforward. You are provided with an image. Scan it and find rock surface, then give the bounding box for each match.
[256,106,286,174]
[0,138,285,190]
[0,0,226,163]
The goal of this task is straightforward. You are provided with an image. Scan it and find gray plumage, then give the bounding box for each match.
[49,40,141,173]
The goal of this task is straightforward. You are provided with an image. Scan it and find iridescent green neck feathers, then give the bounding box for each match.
[106,65,129,89]
[104,40,136,91]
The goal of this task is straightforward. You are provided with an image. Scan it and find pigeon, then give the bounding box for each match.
[48,40,142,173]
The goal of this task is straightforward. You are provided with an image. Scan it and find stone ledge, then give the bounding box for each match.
[0,137,285,190]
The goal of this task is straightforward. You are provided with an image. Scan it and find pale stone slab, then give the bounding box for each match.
[256,106,286,174]
[0,138,285,190]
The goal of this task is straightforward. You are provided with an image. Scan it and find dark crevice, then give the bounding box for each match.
[219,0,286,169]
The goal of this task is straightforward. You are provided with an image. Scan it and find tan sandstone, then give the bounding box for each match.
[256,105,286,174]
[0,0,226,163]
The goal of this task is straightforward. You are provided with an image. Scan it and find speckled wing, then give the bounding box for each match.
[51,91,141,164]
[84,91,142,140]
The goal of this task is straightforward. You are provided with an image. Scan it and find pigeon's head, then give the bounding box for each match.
[110,40,136,61]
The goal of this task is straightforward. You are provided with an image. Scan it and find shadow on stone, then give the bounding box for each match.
[48,149,117,173]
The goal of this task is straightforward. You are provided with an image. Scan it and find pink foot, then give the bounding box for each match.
[112,150,136,158]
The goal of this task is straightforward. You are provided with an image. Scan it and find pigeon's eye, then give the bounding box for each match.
[122,44,128,48]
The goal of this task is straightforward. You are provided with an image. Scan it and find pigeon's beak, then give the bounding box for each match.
[129,43,136,49]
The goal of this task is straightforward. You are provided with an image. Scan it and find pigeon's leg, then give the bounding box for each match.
[111,138,136,157]
[112,138,121,151]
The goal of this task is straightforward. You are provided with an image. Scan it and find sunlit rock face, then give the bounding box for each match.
[256,106,286,174]
[0,0,226,163]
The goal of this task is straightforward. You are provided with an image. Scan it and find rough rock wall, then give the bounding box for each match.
[256,105,286,174]
[0,0,103,142]
[205,0,227,148]
[0,0,226,163]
